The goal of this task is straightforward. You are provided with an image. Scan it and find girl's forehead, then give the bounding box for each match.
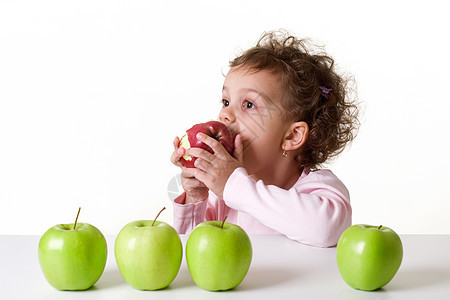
[226,65,274,77]
[224,66,282,91]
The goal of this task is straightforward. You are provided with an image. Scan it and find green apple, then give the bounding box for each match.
[114,207,182,290]
[186,217,252,291]
[38,208,107,290]
[336,224,403,291]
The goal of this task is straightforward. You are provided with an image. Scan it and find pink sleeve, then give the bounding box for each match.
[172,192,227,234]
[172,192,207,234]
[223,168,352,247]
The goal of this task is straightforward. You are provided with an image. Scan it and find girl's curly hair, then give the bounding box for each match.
[230,30,360,169]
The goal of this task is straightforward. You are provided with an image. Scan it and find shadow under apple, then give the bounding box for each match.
[94,269,128,289]
[386,268,450,291]
[163,267,195,290]
[235,265,300,291]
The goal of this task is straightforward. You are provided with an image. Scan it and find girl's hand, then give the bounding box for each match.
[170,136,186,168]
[186,133,244,199]
[180,168,209,204]
[171,137,209,204]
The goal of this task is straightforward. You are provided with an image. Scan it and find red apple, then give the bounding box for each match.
[179,121,234,168]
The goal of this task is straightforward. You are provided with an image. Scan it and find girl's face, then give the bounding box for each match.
[219,66,290,176]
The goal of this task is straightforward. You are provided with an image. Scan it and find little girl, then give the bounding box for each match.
[170,30,359,247]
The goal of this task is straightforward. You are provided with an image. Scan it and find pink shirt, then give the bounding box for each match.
[173,167,351,247]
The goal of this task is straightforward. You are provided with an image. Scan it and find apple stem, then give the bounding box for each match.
[73,207,81,230]
[378,225,383,230]
[221,216,228,229]
[152,207,166,227]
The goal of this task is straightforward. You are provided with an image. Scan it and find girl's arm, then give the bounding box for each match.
[223,167,352,247]
[172,192,207,234]
[172,191,229,234]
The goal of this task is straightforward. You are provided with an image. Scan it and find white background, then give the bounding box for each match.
[1,0,449,235]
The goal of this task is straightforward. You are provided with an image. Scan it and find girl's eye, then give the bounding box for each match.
[243,100,256,109]
[222,99,230,107]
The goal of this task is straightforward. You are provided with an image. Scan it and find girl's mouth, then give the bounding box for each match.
[226,126,239,138]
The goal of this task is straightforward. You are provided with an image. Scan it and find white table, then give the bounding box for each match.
[1,234,450,299]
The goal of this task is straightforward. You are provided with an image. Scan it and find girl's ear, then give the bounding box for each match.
[282,121,309,151]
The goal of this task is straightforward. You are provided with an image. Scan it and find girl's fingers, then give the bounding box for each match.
[233,134,244,162]
[173,136,180,150]
[196,133,228,157]
[185,147,214,164]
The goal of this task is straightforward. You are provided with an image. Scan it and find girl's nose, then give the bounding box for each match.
[218,107,236,124]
